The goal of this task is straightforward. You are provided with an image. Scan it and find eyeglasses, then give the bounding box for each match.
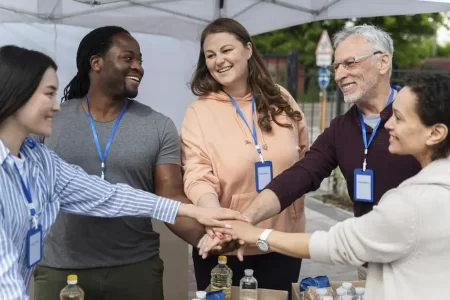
[327,51,383,73]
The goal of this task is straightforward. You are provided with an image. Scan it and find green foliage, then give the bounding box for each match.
[252,13,448,68]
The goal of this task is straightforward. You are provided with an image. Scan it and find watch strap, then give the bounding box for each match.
[259,229,273,241]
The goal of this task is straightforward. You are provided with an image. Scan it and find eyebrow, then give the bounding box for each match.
[46,85,58,91]
[122,50,142,58]
[205,44,234,53]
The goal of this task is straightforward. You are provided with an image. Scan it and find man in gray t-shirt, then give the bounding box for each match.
[33,26,208,300]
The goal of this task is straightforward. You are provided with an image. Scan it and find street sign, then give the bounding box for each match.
[318,67,330,89]
[315,30,333,67]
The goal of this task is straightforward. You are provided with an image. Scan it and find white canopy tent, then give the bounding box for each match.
[1,1,449,299]
[0,0,449,128]
[0,0,449,41]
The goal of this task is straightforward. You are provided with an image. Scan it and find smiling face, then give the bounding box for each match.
[203,32,252,90]
[14,67,60,137]
[92,32,144,99]
[333,35,387,104]
[385,86,448,164]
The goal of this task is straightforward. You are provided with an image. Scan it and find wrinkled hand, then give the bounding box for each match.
[189,206,246,228]
[213,220,264,246]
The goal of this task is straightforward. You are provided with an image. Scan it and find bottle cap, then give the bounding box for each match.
[244,269,254,276]
[336,287,346,295]
[67,274,78,284]
[342,282,352,289]
[196,291,206,298]
[355,287,365,295]
[218,256,227,264]
[317,288,327,295]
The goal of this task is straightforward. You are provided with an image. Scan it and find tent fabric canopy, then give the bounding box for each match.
[1,0,449,40]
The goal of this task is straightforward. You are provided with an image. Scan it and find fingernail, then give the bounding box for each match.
[211,234,215,239]
[225,224,232,229]
[219,234,223,238]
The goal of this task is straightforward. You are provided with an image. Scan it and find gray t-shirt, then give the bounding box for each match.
[37,99,180,269]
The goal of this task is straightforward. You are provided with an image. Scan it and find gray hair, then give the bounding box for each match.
[333,24,394,76]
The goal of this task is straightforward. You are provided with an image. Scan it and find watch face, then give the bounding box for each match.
[257,240,269,252]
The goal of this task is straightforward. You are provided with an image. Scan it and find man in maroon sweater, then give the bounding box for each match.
[238,25,421,279]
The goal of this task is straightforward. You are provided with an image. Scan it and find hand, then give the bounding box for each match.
[197,234,246,258]
[179,204,246,228]
[213,220,264,246]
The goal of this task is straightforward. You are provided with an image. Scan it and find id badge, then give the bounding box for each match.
[354,168,374,202]
[26,224,42,268]
[255,161,273,192]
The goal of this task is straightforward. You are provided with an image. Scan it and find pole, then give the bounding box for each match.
[320,88,327,132]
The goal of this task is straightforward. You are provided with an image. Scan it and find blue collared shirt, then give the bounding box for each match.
[0,137,180,300]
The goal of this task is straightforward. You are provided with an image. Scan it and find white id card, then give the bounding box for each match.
[26,224,42,268]
[254,161,273,192]
[353,168,374,202]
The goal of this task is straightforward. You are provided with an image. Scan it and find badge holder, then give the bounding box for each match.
[26,217,42,268]
[353,168,374,203]
[255,160,273,192]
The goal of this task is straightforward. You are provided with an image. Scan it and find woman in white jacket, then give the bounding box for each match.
[211,72,450,300]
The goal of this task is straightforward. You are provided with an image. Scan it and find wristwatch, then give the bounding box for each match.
[256,229,273,252]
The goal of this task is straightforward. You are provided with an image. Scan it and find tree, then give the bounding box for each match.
[252,13,448,69]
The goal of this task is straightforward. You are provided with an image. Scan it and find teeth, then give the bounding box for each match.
[127,76,140,82]
[218,67,231,73]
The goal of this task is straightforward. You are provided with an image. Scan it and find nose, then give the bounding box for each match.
[215,53,225,65]
[334,64,347,83]
[52,97,61,112]
[385,115,393,130]
[131,59,144,76]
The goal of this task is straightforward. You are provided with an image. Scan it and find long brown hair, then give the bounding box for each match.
[190,18,302,132]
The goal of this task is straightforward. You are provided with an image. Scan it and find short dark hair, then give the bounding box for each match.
[406,72,450,160]
[190,18,302,132]
[0,45,57,124]
[62,26,129,102]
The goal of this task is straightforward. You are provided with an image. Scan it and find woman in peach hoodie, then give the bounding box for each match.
[180,18,309,294]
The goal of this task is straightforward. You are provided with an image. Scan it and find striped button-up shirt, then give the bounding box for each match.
[0,137,180,300]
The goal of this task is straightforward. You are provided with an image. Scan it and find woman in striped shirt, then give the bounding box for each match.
[0,45,243,300]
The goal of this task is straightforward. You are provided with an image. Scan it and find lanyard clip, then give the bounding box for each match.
[259,153,265,163]
[31,215,38,229]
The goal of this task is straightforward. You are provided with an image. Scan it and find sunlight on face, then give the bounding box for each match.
[15,67,60,137]
[203,32,252,89]
[385,87,430,157]
[333,35,381,104]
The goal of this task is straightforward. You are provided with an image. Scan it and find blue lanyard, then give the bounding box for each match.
[227,94,264,162]
[357,88,394,171]
[85,96,128,179]
[13,151,38,229]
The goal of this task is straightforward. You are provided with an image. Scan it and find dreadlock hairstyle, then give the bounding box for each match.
[61,26,129,102]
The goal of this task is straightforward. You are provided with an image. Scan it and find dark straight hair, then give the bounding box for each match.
[0,45,57,124]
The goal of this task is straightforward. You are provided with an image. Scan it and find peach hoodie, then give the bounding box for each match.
[181,86,309,255]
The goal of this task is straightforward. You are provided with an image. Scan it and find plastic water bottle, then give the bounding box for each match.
[352,287,365,300]
[59,274,85,300]
[239,269,258,300]
[314,288,328,300]
[341,282,356,296]
[210,256,232,300]
[333,287,346,300]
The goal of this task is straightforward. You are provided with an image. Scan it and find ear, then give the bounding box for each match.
[90,55,103,72]
[426,123,448,147]
[379,53,390,76]
[245,42,253,60]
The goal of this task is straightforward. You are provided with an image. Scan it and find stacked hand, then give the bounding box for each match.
[196,220,265,262]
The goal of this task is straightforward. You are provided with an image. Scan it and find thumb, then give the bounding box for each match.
[237,244,247,262]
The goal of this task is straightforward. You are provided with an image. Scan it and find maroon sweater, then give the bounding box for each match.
[266,103,422,217]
